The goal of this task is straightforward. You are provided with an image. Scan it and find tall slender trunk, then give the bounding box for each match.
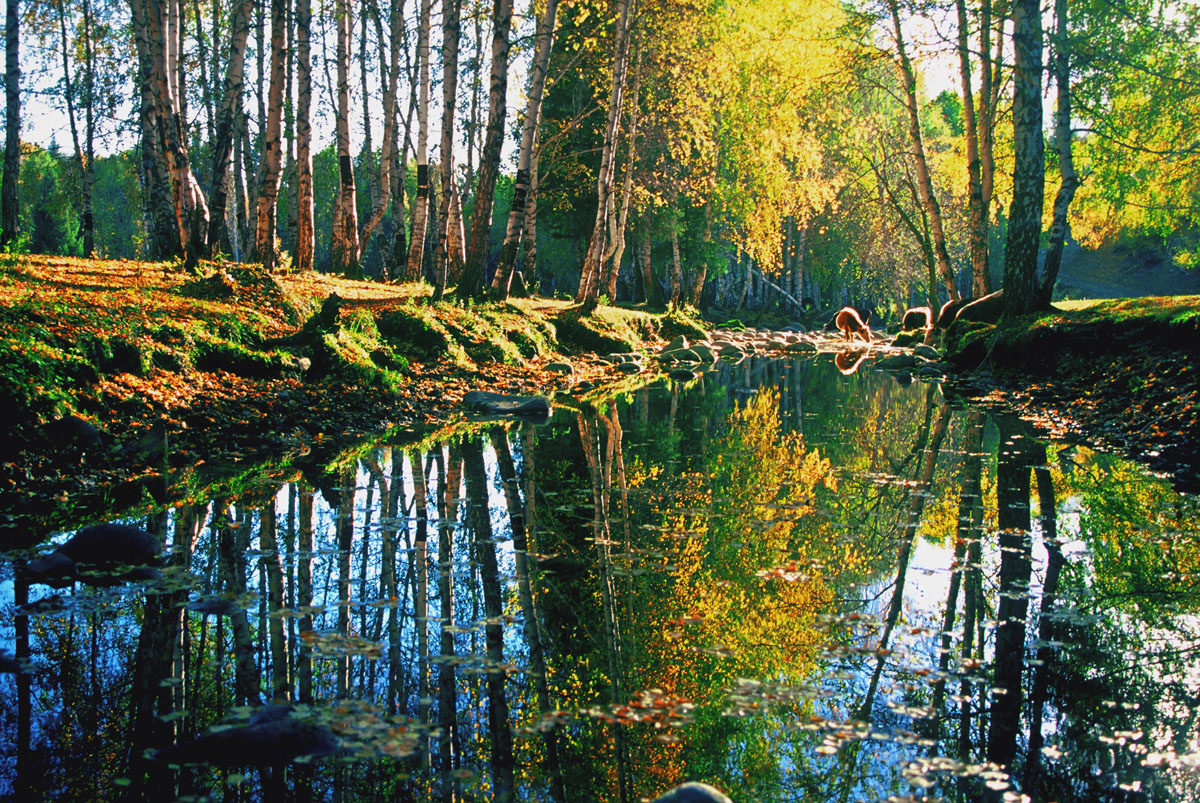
[603,36,644,303]
[55,0,96,256]
[406,0,434,281]
[295,0,314,270]
[335,463,356,696]
[357,0,403,263]
[258,498,290,699]
[132,0,211,269]
[986,417,1042,769]
[956,0,991,295]
[297,484,314,702]
[1037,0,1076,308]
[331,0,361,277]
[411,451,432,765]
[887,0,956,300]
[252,0,288,268]
[1,0,19,247]
[669,227,682,305]
[463,437,515,801]
[456,0,515,301]
[490,0,560,299]
[433,0,462,299]
[1002,0,1044,317]
[436,446,461,798]
[640,235,661,306]
[576,0,635,306]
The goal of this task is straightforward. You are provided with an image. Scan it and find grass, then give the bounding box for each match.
[0,255,690,430]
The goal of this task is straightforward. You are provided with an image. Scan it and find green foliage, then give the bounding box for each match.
[19,146,81,256]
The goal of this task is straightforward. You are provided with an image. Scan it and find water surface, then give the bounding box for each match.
[3,350,1198,801]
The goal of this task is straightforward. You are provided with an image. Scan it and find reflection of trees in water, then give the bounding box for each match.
[5,374,1200,801]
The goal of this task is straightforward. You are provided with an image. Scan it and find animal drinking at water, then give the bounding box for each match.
[835,307,873,343]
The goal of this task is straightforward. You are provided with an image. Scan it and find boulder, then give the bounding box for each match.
[617,361,643,374]
[913,344,941,361]
[545,361,574,375]
[669,368,699,382]
[462,391,553,419]
[784,340,818,353]
[652,782,733,803]
[875,354,920,371]
[28,523,163,587]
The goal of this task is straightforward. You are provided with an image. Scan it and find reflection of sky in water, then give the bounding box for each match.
[3,357,1200,800]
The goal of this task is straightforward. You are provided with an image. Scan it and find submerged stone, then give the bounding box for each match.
[462,391,553,418]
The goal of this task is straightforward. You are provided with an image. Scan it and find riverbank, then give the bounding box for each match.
[942,296,1200,490]
[0,256,704,538]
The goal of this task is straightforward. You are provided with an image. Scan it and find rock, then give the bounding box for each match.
[155,705,340,767]
[42,415,103,455]
[669,368,698,382]
[188,596,246,617]
[784,340,817,353]
[617,362,643,375]
[690,344,717,362]
[545,361,574,375]
[666,335,689,351]
[462,391,553,419]
[875,354,919,371]
[913,344,941,361]
[892,331,923,348]
[27,523,163,587]
[652,782,733,803]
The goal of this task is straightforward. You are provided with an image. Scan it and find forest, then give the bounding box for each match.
[1,0,1198,317]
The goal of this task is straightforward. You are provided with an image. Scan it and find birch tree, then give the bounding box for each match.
[205,0,254,254]
[405,0,433,281]
[251,0,287,268]
[1,0,18,247]
[130,0,211,269]
[295,0,314,270]
[331,0,361,277]
[576,0,636,307]
[489,0,560,300]
[1036,0,1076,307]
[456,0,514,301]
[1001,0,1044,316]
[433,0,463,300]
[886,0,956,301]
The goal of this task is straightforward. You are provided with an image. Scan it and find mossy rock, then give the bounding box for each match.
[194,338,302,380]
[178,263,307,325]
[377,306,472,368]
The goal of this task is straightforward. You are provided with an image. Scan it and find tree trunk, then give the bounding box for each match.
[132,5,185,259]
[463,437,515,801]
[1,0,18,247]
[986,417,1042,769]
[1037,0,1077,308]
[576,0,635,306]
[456,0,515,302]
[331,0,361,277]
[357,0,403,264]
[640,236,661,306]
[295,0,314,270]
[956,0,991,296]
[603,36,644,303]
[490,0,559,300]
[669,227,682,305]
[406,0,433,281]
[251,0,287,268]
[434,0,463,300]
[1002,0,1044,317]
[887,0,956,301]
[55,0,97,256]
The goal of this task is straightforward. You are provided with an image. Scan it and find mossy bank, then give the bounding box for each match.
[0,255,705,534]
[942,295,1200,489]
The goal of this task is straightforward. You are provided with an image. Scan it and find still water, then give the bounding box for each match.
[3,350,1199,802]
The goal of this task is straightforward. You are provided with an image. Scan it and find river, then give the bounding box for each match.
[2,348,1198,801]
